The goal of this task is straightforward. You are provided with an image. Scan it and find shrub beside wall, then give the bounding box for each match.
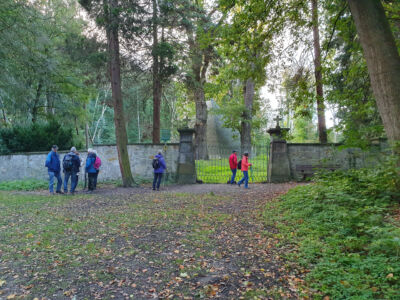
[0,121,77,154]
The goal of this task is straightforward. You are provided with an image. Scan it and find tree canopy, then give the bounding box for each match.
[0,0,399,155]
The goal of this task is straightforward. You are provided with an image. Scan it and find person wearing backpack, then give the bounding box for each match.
[238,152,252,189]
[85,149,97,193]
[228,150,238,184]
[63,147,81,195]
[93,150,101,190]
[152,150,166,191]
[45,145,63,195]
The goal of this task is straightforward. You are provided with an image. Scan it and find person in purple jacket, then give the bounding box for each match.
[152,150,167,191]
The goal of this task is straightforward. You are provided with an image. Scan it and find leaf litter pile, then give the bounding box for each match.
[0,183,303,299]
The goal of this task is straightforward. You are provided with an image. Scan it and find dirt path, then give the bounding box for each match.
[1,183,303,299]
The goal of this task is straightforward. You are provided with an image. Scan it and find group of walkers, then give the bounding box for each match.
[229,150,252,189]
[45,145,101,195]
[45,145,167,195]
[45,145,251,194]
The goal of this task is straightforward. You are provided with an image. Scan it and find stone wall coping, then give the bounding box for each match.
[93,143,179,147]
[287,143,342,146]
[177,128,195,134]
[0,150,72,156]
[0,143,180,156]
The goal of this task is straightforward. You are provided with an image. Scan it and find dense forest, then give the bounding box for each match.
[0,0,399,182]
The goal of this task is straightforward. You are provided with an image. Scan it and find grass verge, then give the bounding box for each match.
[0,179,48,191]
[264,164,400,299]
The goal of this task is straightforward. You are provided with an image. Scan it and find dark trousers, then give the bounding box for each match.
[94,170,99,189]
[88,173,96,191]
[64,171,78,193]
[230,168,237,184]
[153,173,163,190]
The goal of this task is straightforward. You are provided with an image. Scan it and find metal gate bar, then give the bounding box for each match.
[195,143,270,183]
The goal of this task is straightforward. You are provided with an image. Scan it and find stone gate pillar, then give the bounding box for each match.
[267,121,291,183]
[177,128,196,184]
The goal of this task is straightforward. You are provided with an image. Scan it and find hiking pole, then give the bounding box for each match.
[83,170,87,191]
[82,154,88,191]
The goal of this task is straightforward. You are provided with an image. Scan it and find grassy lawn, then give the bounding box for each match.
[196,155,268,183]
[0,184,299,299]
[0,192,227,298]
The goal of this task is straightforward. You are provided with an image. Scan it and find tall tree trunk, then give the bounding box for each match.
[241,78,254,154]
[46,88,55,115]
[32,81,42,123]
[311,0,328,143]
[152,0,161,143]
[0,96,7,125]
[348,0,400,146]
[107,0,134,187]
[1,109,6,124]
[187,35,210,160]
[194,87,208,159]
[136,88,141,142]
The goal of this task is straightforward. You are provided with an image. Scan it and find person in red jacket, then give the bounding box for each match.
[238,152,252,188]
[228,150,238,184]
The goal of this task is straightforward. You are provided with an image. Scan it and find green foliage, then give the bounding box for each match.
[217,0,285,83]
[153,41,179,80]
[282,67,315,120]
[322,1,385,146]
[88,90,115,145]
[207,0,286,143]
[88,78,188,145]
[289,116,318,143]
[0,121,76,153]
[0,0,103,142]
[0,179,48,191]
[264,163,400,299]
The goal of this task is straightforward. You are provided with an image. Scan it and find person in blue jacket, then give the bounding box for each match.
[153,150,166,191]
[85,150,97,192]
[45,145,63,195]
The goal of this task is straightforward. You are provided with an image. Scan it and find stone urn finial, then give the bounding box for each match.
[267,115,289,141]
[274,115,282,129]
[183,116,190,128]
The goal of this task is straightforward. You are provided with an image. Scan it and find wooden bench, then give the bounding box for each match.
[295,164,340,180]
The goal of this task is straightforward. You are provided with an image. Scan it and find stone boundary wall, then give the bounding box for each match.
[0,144,180,182]
[287,143,386,181]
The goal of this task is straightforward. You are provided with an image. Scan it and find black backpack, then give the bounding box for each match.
[152,158,160,169]
[63,154,74,171]
[237,160,242,170]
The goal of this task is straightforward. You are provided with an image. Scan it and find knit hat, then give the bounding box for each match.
[70,146,77,152]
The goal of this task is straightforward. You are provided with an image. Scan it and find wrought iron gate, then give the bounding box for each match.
[195,143,270,183]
